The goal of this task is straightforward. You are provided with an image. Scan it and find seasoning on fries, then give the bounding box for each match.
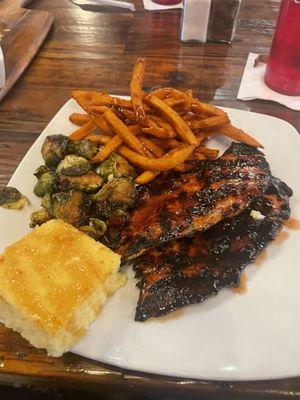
[68,58,263,183]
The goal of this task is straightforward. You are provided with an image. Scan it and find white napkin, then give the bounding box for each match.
[0,46,5,89]
[143,0,182,10]
[237,52,300,111]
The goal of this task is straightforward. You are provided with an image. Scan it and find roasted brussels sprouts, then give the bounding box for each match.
[98,153,136,181]
[66,140,99,160]
[59,171,103,193]
[90,178,136,218]
[56,155,91,176]
[91,178,136,208]
[34,165,53,179]
[0,187,29,210]
[41,135,69,167]
[52,190,91,227]
[33,172,57,198]
[41,193,54,216]
[79,218,107,241]
[30,208,52,228]
[89,218,107,236]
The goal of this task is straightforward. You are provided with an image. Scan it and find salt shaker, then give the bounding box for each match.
[180,0,242,44]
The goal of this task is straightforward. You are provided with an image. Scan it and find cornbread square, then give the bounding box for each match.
[0,219,125,357]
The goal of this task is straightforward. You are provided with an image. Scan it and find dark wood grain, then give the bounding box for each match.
[0,0,299,398]
[0,0,53,100]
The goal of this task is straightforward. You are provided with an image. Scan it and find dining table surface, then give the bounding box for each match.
[0,0,300,398]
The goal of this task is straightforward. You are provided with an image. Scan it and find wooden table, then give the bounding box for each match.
[0,0,299,398]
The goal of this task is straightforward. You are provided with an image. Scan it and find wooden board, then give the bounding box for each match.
[0,0,53,101]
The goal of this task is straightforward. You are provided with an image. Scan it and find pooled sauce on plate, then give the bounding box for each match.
[274,230,289,245]
[151,308,185,323]
[254,250,268,267]
[285,217,300,231]
[231,272,247,295]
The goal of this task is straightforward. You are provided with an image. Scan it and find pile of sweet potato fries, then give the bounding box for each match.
[68,58,262,184]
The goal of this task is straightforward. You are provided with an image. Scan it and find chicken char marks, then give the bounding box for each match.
[117,143,271,260]
[134,176,292,321]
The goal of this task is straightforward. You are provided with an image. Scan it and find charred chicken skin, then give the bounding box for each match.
[133,176,292,321]
[117,143,272,260]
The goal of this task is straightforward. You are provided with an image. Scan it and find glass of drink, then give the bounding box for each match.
[264,0,300,96]
[151,0,181,4]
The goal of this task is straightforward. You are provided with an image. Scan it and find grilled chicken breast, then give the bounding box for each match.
[133,177,292,321]
[117,143,272,260]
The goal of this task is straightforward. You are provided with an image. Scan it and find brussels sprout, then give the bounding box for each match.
[79,225,99,240]
[98,153,136,181]
[41,135,69,167]
[90,178,136,208]
[0,187,29,210]
[34,165,53,179]
[66,140,99,160]
[56,155,91,176]
[90,178,136,218]
[29,208,52,228]
[41,193,54,216]
[89,218,107,236]
[52,190,91,227]
[79,217,107,240]
[59,171,103,193]
[33,172,57,198]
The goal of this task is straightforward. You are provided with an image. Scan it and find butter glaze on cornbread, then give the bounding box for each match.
[0,219,125,356]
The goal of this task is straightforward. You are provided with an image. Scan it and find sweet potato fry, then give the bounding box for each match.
[89,105,107,114]
[164,98,187,109]
[70,59,264,186]
[114,107,136,121]
[194,147,219,159]
[91,135,122,163]
[139,136,165,157]
[188,114,230,131]
[118,144,195,171]
[71,91,93,112]
[142,125,173,139]
[165,138,182,149]
[69,113,91,126]
[149,115,177,137]
[92,113,114,136]
[151,88,189,110]
[190,99,224,116]
[87,134,110,144]
[69,119,97,141]
[130,58,147,125]
[142,116,176,139]
[217,124,264,148]
[145,94,198,145]
[147,137,170,151]
[151,87,185,100]
[128,125,142,134]
[103,108,151,157]
[136,170,160,184]
[91,92,133,109]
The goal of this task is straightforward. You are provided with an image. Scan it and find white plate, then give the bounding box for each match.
[1,99,300,381]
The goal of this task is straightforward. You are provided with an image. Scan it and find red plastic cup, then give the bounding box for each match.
[151,0,181,4]
[264,0,300,96]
